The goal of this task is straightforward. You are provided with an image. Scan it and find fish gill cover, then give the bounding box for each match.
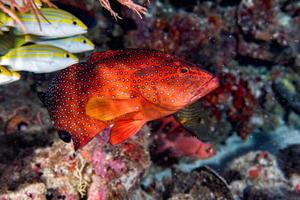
[0,0,299,199]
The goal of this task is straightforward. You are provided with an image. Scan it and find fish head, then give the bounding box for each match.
[133,60,219,110]
[43,8,88,36]
[69,36,95,53]
[56,52,79,70]
[59,17,87,36]
[42,45,79,72]
[195,141,216,159]
[172,63,219,106]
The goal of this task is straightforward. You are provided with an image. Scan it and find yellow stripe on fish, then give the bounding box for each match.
[32,35,95,53]
[0,33,95,54]
[0,44,79,73]
[2,8,87,37]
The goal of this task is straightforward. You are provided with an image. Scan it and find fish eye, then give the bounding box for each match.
[83,40,86,44]
[66,54,70,58]
[180,67,189,73]
[73,21,77,25]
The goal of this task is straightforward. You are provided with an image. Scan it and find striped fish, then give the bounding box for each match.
[174,100,230,144]
[0,8,87,37]
[27,35,95,53]
[0,44,79,73]
[0,33,94,55]
[0,66,20,85]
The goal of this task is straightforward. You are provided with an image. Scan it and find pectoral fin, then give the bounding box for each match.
[85,97,140,121]
[110,120,145,145]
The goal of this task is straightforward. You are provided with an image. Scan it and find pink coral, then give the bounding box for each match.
[88,176,107,200]
[92,147,126,178]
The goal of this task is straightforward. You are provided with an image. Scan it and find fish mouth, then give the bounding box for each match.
[190,77,219,103]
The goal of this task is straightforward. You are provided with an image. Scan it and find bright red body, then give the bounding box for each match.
[44,49,219,149]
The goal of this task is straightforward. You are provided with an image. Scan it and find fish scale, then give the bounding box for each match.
[44,49,219,150]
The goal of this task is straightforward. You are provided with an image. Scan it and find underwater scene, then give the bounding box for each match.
[0,0,300,199]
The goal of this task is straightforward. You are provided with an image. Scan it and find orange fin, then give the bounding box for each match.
[110,120,145,145]
[85,97,140,121]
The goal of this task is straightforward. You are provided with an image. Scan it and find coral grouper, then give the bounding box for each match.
[43,49,219,150]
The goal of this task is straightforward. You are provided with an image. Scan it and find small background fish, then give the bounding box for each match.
[174,99,231,145]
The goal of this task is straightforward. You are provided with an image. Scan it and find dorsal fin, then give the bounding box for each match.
[87,50,125,64]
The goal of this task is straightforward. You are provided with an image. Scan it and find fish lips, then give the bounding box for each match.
[190,77,219,103]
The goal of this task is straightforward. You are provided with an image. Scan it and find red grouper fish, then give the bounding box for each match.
[43,49,219,150]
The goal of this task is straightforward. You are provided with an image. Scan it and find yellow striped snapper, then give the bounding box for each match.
[0,8,87,37]
[27,35,95,53]
[0,66,20,85]
[0,33,95,55]
[0,44,79,73]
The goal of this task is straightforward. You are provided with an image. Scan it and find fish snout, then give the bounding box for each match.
[190,76,219,103]
[205,145,216,156]
[198,143,216,158]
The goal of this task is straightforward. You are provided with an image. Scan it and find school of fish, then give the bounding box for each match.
[0,6,94,85]
[43,49,219,150]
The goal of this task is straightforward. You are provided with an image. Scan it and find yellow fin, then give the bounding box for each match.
[85,97,141,121]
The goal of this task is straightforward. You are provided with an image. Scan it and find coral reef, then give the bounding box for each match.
[143,166,234,200]
[224,151,300,199]
[0,80,151,200]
